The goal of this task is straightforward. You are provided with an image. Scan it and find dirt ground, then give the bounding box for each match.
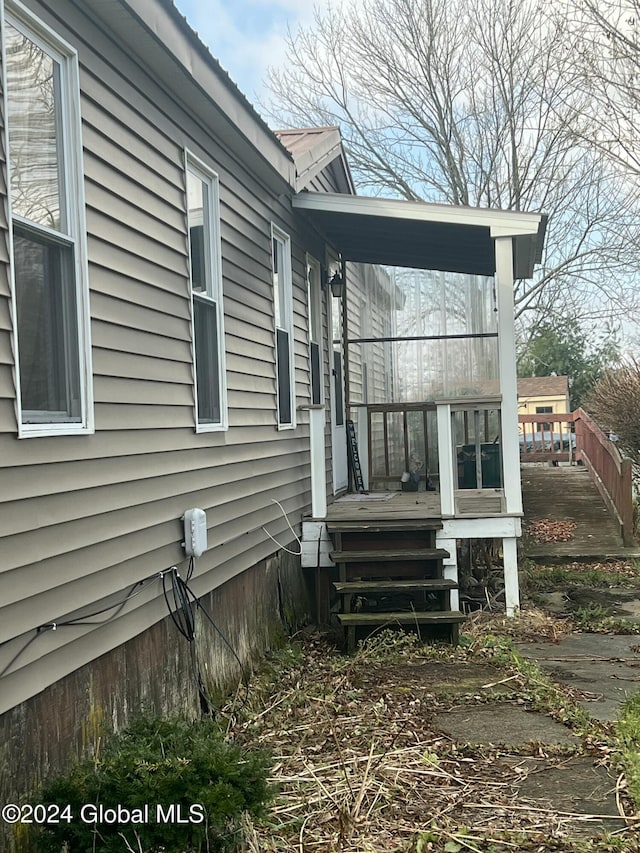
[230,607,640,853]
[536,586,640,622]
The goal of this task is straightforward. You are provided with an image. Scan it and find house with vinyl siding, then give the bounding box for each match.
[0,0,363,808]
[0,0,547,815]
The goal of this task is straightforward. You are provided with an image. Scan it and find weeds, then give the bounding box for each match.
[522,562,640,593]
[616,695,640,810]
[225,628,639,851]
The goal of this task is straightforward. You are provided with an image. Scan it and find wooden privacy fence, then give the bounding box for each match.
[519,408,634,546]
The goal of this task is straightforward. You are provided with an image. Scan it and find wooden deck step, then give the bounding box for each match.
[330,548,449,563]
[337,610,466,626]
[327,519,442,533]
[334,579,457,593]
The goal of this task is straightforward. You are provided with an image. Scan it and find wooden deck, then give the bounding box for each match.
[521,466,640,560]
[325,490,505,523]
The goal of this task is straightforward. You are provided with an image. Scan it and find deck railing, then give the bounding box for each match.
[573,407,634,546]
[518,408,634,545]
[356,400,502,493]
[518,413,576,463]
[362,402,437,489]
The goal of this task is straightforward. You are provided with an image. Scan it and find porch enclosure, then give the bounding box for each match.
[343,267,506,507]
[520,408,634,545]
[294,191,546,623]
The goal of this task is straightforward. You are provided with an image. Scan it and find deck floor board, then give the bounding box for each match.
[324,490,505,523]
[521,465,640,559]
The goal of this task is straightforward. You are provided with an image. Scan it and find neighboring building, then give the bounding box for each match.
[517,375,570,431]
[0,0,546,817]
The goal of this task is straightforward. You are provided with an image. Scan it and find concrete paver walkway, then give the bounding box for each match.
[517,633,640,721]
[430,632,640,836]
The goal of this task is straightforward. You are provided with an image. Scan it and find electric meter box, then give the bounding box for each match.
[182,508,208,558]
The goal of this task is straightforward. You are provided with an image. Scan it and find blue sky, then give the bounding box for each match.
[174,0,320,106]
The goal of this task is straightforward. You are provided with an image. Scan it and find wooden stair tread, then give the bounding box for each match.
[330,548,449,562]
[334,579,457,593]
[327,520,442,533]
[338,610,466,625]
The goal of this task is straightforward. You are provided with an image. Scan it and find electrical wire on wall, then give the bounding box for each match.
[1,562,250,718]
[161,566,250,714]
[261,497,302,556]
[2,501,292,710]
[0,576,155,679]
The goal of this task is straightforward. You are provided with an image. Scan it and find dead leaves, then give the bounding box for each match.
[526,519,577,543]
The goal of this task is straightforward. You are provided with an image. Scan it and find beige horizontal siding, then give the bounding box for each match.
[0,461,310,582]
[90,266,191,319]
[0,439,308,503]
[91,321,191,362]
[0,362,15,399]
[0,0,328,713]
[94,377,194,407]
[93,349,192,385]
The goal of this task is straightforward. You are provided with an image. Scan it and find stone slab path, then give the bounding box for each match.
[429,633,640,836]
[517,633,640,721]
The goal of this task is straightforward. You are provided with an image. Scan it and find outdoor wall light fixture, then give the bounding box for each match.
[327,270,345,299]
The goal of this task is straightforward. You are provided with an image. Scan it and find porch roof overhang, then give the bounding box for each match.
[292,191,547,279]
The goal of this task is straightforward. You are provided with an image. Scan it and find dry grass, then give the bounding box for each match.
[226,627,639,852]
[463,606,573,643]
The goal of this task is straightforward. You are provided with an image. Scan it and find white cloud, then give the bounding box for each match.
[175,0,324,103]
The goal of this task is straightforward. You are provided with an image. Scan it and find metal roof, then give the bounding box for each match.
[275,127,354,193]
[292,192,547,278]
[89,0,296,192]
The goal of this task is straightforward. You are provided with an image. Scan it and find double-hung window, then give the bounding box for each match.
[272,226,294,428]
[186,153,227,430]
[5,5,92,435]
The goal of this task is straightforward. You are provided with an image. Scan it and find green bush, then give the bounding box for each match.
[31,715,272,853]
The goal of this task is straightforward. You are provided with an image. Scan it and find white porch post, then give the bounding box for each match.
[437,403,455,517]
[355,405,369,490]
[309,407,327,518]
[438,535,459,610]
[494,236,522,516]
[503,537,520,616]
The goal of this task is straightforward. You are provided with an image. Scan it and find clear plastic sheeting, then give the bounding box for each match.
[347,268,499,404]
[345,265,398,405]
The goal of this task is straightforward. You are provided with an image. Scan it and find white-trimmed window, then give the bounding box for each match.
[272,225,295,428]
[186,152,227,431]
[5,4,92,435]
[306,255,322,406]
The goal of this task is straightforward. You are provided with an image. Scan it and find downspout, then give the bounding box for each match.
[341,258,350,406]
[341,258,351,490]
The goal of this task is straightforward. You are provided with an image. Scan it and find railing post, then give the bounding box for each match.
[621,458,634,546]
[437,403,455,517]
[574,410,584,460]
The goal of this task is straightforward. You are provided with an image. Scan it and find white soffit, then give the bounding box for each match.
[292,191,547,278]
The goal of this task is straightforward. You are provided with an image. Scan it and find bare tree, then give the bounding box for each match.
[264,0,640,330]
[586,360,640,478]
[568,1,640,177]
